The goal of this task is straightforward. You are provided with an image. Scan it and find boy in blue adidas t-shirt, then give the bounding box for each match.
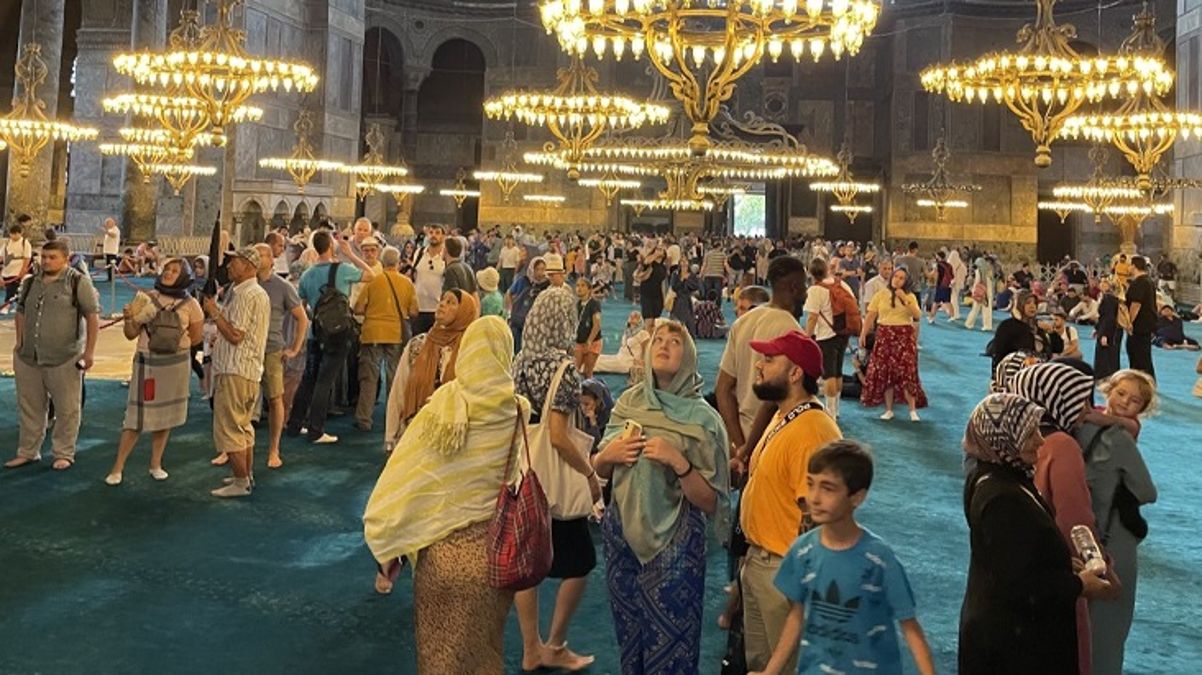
[751,441,935,675]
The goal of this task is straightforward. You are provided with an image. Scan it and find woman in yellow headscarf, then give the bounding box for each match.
[364,316,528,674]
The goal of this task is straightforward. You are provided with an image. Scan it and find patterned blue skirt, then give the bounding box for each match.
[602,502,707,675]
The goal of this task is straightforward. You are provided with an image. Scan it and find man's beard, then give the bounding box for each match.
[753,378,789,402]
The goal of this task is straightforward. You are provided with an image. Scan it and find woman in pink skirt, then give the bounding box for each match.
[860,266,928,421]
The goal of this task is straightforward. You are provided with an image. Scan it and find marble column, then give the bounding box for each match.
[5,0,66,227]
[121,0,168,241]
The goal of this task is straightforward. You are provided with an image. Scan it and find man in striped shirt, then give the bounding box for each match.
[203,246,271,498]
[702,241,729,306]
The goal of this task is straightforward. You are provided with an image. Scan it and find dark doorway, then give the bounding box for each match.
[824,209,873,245]
[1037,208,1074,264]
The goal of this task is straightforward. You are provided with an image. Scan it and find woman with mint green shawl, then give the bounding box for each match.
[592,320,730,675]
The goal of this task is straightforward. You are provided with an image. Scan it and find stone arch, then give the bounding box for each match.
[270,199,290,232]
[291,201,310,234]
[311,202,329,228]
[416,25,499,71]
[239,199,266,246]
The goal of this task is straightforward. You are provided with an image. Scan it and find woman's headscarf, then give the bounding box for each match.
[365,317,532,563]
[1006,361,1095,433]
[582,377,614,429]
[606,320,730,563]
[991,350,1039,393]
[408,316,525,457]
[964,393,1046,477]
[155,258,194,298]
[1011,288,1036,323]
[401,289,480,423]
[526,255,546,280]
[513,286,578,401]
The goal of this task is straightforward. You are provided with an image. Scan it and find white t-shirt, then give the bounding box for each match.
[2,238,32,278]
[804,279,854,342]
[861,274,888,310]
[413,247,447,312]
[498,245,521,270]
[102,225,121,255]
[718,305,803,438]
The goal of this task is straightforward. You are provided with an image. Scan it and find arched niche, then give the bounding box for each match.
[239,199,266,246]
[270,200,290,232]
[311,202,329,229]
[291,202,311,234]
[417,39,486,134]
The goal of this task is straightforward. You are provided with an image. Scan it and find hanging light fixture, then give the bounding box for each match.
[524,193,568,205]
[809,140,880,223]
[473,127,545,202]
[539,0,882,156]
[901,135,981,220]
[1060,4,1201,189]
[147,161,218,195]
[920,0,1173,168]
[620,196,715,212]
[259,109,345,192]
[484,55,670,180]
[99,140,194,182]
[0,43,98,177]
[1051,145,1142,223]
[440,167,482,208]
[339,123,412,200]
[578,173,642,205]
[112,0,319,145]
[1037,199,1087,224]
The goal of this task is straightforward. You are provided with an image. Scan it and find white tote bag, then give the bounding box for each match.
[527,359,596,519]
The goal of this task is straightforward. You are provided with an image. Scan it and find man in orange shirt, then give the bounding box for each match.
[739,330,843,673]
[353,246,418,431]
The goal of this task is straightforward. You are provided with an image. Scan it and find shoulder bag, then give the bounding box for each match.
[487,399,554,591]
[527,359,596,519]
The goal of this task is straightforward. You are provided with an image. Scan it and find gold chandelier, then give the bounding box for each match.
[901,136,981,221]
[809,140,879,223]
[362,182,426,209]
[148,161,218,195]
[259,110,345,192]
[697,182,749,209]
[474,128,545,202]
[112,0,319,145]
[524,193,568,206]
[99,141,194,182]
[621,196,714,212]
[579,173,642,205]
[1059,5,1197,189]
[440,167,482,208]
[0,43,98,177]
[539,0,881,156]
[339,123,412,200]
[484,55,670,180]
[920,0,1173,168]
[1051,146,1142,223]
[102,92,261,149]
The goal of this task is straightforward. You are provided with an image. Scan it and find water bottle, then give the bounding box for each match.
[1071,525,1107,575]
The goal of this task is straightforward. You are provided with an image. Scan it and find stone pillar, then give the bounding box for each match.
[362,114,397,227]
[64,26,130,234]
[5,0,66,227]
[399,67,429,165]
[120,0,168,241]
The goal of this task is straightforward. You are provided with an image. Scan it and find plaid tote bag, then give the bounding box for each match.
[487,399,553,591]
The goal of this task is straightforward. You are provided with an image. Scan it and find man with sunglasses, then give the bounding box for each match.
[411,224,446,335]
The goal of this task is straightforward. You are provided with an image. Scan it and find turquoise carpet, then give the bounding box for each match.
[1,292,1200,674]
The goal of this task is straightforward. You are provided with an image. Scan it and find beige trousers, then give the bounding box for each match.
[14,355,83,461]
[741,545,799,673]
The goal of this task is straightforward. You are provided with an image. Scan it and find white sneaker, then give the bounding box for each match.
[879,410,895,421]
[105,472,123,486]
[211,480,252,498]
[149,468,169,481]
[910,411,921,422]
[313,433,339,445]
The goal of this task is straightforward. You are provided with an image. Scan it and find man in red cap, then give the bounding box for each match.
[738,329,843,673]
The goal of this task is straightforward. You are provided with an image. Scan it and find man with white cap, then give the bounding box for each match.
[476,266,505,317]
[203,246,270,498]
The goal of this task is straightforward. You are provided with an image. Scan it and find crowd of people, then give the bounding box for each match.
[2,217,1198,674]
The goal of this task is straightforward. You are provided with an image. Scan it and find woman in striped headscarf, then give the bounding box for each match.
[1007,361,1120,675]
[364,316,528,674]
[959,393,1113,675]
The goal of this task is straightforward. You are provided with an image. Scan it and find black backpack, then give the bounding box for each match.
[312,263,354,346]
